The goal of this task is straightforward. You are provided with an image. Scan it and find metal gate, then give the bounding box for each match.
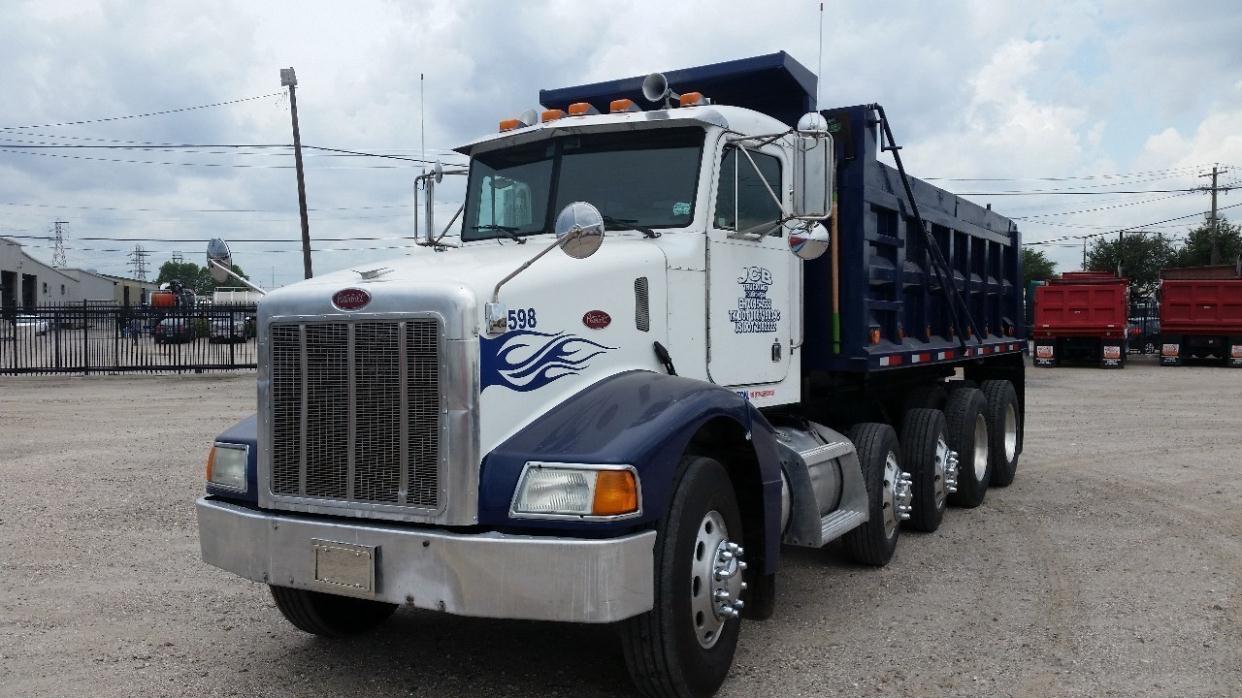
[0,302,258,375]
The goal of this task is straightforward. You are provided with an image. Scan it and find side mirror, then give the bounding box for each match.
[787,221,830,261]
[206,238,233,283]
[554,201,606,259]
[792,112,834,219]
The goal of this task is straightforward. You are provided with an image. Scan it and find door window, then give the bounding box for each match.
[714,147,783,236]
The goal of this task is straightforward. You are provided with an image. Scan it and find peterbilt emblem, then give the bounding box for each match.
[332,288,371,311]
[582,310,611,329]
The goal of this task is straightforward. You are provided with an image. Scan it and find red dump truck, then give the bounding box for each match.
[1159,265,1242,367]
[1033,271,1129,368]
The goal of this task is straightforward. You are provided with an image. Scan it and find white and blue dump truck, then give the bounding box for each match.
[198,52,1025,697]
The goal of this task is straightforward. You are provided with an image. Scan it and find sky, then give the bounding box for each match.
[2,0,1241,286]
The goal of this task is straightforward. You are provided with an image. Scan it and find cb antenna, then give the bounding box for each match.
[816,2,824,111]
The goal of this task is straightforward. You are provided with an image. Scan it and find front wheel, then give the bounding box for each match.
[620,456,745,698]
[269,586,397,637]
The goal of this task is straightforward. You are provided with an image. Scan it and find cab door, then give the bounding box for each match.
[706,142,794,387]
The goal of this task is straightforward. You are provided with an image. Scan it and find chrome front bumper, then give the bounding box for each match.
[196,498,655,623]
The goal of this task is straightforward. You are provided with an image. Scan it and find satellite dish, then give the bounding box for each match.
[206,238,233,283]
[519,109,538,127]
[432,160,444,183]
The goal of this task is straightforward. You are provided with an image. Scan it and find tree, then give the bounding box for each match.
[1022,248,1057,287]
[1085,231,1176,300]
[154,260,250,296]
[1173,216,1242,268]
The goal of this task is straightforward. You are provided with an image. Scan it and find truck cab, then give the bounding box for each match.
[198,52,1025,698]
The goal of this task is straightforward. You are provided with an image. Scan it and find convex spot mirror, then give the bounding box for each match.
[555,201,606,259]
[786,221,830,261]
[206,238,233,283]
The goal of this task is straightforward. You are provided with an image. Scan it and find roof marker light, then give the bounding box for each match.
[568,102,599,116]
[610,98,641,113]
[678,91,708,107]
[541,109,566,123]
[499,109,538,132]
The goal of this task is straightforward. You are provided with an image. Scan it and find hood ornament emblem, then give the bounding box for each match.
[353,266,393,280]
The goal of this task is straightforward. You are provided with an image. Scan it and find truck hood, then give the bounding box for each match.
[256,234,668,339]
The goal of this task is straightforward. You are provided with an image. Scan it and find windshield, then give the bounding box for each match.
[462,127,705,242]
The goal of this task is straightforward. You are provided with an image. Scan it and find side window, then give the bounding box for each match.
[478,175,534,228]
[714,147,783,235]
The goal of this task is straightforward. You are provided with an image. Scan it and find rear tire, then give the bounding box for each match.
[944,388,991,508]
[840,423,904,566]
[269,586,397,637]
[900,408,950,532]
[620,456,744,698]
[981,380,1020,487]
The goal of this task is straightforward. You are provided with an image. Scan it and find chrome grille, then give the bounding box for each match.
[269,319,441,509]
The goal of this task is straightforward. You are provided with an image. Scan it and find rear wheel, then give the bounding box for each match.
[269,586,397,637]
[944,388,991,508]
[620,456,745,698]
[840,423,909,566]
[900,409,954,532]
[981,380,1021,487]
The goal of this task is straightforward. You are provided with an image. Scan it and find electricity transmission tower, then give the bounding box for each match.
[128,245,151,281]
[52,220,69,268]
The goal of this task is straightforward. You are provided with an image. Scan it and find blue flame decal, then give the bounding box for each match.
[480,330,615,393]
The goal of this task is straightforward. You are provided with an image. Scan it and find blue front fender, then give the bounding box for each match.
[479,370,784,574]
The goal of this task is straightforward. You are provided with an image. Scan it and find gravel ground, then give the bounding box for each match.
[1,357,1240,697]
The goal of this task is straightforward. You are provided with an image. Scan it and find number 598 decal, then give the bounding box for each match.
[507,307,538,330]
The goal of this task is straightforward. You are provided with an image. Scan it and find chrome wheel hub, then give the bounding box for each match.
[690,510,746,649]
[934,433,960,503]
[1003,403,1018,463]
[941,434,960,495]
[882,451,914,537]
[973,413,989,480]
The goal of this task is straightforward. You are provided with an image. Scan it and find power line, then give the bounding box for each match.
[924,164,1211,183]
[1010,189,1204,220]
[0,91,287,131]
[1023,201,1242,246]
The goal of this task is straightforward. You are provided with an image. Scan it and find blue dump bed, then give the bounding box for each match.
[542,52,1024,375]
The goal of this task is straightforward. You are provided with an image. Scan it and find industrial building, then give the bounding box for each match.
[0,236,157,310]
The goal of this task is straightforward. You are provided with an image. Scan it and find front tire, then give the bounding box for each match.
[945,389,991,508]
[620,456,744,698]
[269,586,397,637]
[840,423,908,566]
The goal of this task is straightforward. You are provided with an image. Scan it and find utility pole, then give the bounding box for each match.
[1199,164,1231,265]
[1082,238,1087,269]
[1117,230,1123,277]
[281,67,313,279]
[52,220,68,268]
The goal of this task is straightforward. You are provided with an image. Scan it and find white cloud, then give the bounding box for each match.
[0,0,1239,282]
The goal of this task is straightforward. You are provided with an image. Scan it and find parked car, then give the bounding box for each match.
[209,314,255,343]
[16,314,49,336]
[154,318,196,344]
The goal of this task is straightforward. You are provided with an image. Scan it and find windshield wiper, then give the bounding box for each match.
[471,224,527,244]
[601,215,660,239]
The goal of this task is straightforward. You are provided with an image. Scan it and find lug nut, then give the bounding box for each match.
[733,599,745,610]
[740,581,748,592]
[720,550,734,561]
[713,589,730,601]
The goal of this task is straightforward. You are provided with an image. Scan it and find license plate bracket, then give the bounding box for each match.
[312,539,376,596]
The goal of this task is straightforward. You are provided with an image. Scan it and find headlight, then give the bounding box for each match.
[511,463,641,519]
[207,443,248,492]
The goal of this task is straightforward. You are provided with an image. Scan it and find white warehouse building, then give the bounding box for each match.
[0,237,156,309]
